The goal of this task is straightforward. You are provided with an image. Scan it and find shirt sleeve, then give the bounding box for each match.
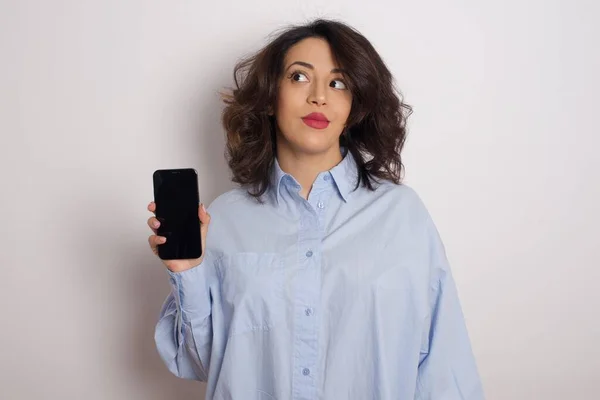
[415,216,486,400]
[154,250,219,382]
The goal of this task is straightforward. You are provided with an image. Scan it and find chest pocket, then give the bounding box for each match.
[217,252,286,336]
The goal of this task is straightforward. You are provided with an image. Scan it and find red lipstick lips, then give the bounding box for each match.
[302,112,330,129]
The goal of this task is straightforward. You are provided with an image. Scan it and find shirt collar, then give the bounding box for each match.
[270,147,358,205]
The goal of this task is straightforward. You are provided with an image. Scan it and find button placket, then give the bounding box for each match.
[293,199,320,399]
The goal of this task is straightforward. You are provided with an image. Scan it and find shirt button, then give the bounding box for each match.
[306,250,313,258]
[305,308,313,316]
[317,201,324,209]
[302,368,310,376]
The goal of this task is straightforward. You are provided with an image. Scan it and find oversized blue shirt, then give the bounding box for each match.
[155,150,485,399]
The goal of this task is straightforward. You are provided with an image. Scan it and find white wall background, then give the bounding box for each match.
[1,0,598,399]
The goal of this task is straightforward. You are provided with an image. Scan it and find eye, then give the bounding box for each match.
[330,79,347,90]
[290,71,309,82]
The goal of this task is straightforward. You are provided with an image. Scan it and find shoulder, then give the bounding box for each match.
[375,182,450,265]
[360,180,441,243]
[206,187,244,211]
[202,188,256,253]
[205,186,271,223]
[205,187,257,216]
[372,180,431,219]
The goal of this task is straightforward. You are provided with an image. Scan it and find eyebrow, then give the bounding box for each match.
[285,61,346,75]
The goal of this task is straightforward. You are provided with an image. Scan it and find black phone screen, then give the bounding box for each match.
[152,168,202,260]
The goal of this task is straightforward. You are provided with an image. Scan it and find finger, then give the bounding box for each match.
[148,235,166,250]
[147,216,160,232]
[148,202,156,213]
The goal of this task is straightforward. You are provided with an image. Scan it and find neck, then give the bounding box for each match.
[276,143,343,200]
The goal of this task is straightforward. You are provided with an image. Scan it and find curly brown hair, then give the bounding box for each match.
[221,19,412,200]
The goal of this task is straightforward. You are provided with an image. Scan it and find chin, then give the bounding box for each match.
[292,137,338,155]
[278,124,341,155]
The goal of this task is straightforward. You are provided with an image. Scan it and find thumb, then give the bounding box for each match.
[199,203,211,226]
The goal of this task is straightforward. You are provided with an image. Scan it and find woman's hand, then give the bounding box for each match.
[147,202,211,273]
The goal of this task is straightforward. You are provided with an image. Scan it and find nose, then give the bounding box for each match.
[307,82,327,106]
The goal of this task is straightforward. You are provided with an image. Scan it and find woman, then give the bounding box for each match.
[148,19,484,400]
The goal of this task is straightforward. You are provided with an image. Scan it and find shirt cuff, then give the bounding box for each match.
[167,264,212,322]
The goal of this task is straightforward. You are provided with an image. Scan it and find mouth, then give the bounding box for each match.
[301,112,330,130]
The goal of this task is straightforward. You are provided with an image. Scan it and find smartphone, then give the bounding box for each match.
[152,168,202,260]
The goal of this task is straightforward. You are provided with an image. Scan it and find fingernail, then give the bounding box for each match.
[201,203,206,213]
[153,221,159,228]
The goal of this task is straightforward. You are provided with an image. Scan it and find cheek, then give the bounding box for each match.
[334,97,352,125]
[276,88,304,122]
[276,97,290,118]
[276,89,292,118]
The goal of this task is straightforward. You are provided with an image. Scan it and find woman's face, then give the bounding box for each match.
[275,37,352,157]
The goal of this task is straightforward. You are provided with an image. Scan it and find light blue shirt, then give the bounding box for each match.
[154,149,485,399]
